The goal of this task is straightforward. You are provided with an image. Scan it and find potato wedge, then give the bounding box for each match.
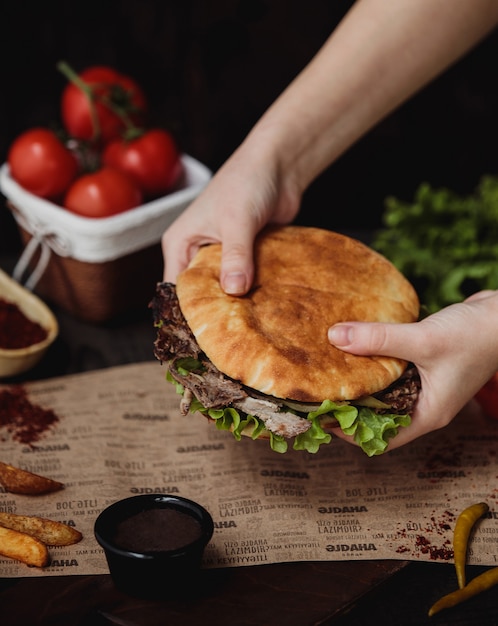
[0,525,49,567]
[0,512,82,546]
[0,462,64,495]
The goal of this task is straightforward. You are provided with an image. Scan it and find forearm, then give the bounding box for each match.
[245,0,498,194]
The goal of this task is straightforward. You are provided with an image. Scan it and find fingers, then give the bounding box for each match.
[220,263,252,296]
[161,209,258,294]
[219,223,259,296]
[327,321,420,362]
[161,226,200,284]
[160,140,300,292]
[161,245,185,284]
[464,289,497,303]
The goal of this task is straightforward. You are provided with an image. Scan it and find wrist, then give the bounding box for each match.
[230,123,305,219]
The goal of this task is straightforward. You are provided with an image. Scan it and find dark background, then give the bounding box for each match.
[1,5,498,623]
[1,0,498,254]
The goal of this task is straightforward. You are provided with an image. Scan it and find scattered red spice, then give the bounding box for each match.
[0,386,60,445]
[415,534,453,560]
[0,298,48,349]
[395,509,456,561]
[431,511,454,533]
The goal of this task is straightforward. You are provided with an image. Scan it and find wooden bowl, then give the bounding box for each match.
[0,269,58,377]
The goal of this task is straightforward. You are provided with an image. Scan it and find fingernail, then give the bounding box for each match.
[328,324,353,347]
[223,272,247,295]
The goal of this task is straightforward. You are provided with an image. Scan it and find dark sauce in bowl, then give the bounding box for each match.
[113,507,203,553]
[94,494,214,598]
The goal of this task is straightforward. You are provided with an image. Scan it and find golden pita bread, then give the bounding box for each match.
[176,226,419,402]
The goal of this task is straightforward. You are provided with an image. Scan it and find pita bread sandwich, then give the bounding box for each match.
[151,225,421,456]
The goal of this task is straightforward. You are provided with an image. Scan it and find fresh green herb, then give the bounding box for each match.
[372,176,498,312]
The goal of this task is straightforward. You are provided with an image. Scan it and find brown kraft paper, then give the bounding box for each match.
[0,361,497,578]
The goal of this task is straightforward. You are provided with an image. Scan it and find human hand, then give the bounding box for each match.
[328,290,498,450]
[161,143,301,295]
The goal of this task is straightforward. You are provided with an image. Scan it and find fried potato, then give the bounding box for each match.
[0,512,82,546]
[0,461,64,495]
[0,525,49,567]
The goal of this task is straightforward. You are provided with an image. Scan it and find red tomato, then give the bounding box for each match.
[8,128,78,200]
[102,129,183,198]
[63,168,142,218]
[60,66,147,144]
[474,372,498,420]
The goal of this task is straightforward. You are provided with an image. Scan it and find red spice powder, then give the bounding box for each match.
[415,535,453,561]
[0,297,48,349]
[0,386,60,445]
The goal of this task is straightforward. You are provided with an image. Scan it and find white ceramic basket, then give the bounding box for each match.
[0,155,211,322]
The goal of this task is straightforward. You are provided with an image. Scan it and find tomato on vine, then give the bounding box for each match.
[58,62,148,145]
[102,128,183,198]
[8,127,78,200]
[63,167,142,218]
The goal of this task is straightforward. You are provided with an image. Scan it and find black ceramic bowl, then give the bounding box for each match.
[94,494,214,598]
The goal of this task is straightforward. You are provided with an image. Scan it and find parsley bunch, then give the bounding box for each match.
[372,176,498,312]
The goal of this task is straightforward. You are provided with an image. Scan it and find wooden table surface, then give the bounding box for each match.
[1,258,497,626]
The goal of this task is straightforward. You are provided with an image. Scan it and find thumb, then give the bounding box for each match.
[219,226,259,296]
[328,321,419,362]
[220,245,254,295]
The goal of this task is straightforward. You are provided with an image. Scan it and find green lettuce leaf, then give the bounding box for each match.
[175,357,205,375]
[301,399,410,456]
[293,419,332,453]
[346,407,411,457]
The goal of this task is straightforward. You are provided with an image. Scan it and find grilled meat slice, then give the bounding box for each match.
[374,366,420,414]
[151,282,200,362]
[168,356,249,409]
